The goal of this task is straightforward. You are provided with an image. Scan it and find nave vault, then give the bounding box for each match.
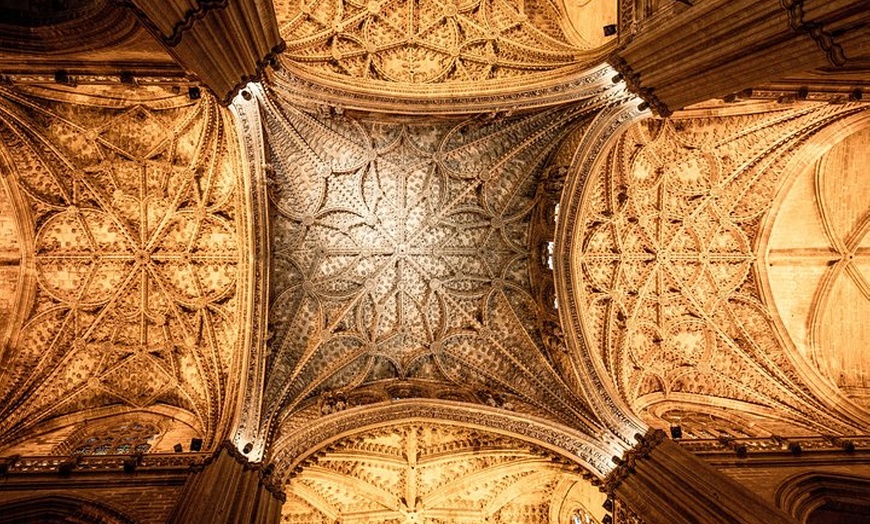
[0,0,868,523]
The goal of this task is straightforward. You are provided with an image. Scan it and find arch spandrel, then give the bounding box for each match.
[270,0,618,113]
[0,85,256,452]
[559,100,870,442]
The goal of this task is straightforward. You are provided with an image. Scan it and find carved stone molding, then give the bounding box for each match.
[268,400,620,478]
[270,62,621,115]
[553,89,651,445]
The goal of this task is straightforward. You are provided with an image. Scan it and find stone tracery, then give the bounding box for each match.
[0,86,252,452]
[0,2,867,521]
[260,90,605,439]
[567,102,870,437]
[279,422,606,524]
[277,0,600,85]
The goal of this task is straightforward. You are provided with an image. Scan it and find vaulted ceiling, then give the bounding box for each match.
[0,0,867,522]
[0,85,254,453]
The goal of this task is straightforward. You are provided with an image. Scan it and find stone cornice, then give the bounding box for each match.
[781,0,847,67]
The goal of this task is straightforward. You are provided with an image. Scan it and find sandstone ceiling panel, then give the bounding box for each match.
[271,0,616,111]
[763,124,870,412]
[564,102,870,438]
[259,90,609,446]
[279,422,605,524]
[0,85,253,452]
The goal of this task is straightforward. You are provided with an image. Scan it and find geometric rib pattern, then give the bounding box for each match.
[765,125,870,412]
[277,0,587,85]
[571,103,870,437]
[282,423,602,524]
[262,93,599,434]
[0,87,246,450]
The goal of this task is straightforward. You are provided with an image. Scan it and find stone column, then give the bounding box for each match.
[604,431,797,524]
[118,0,285,104]
[167,442,284,524]
[610,0,870,115]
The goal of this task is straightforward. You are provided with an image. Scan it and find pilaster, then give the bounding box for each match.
[604,430,797,524]
[610,0,870,115]
[167,442,284,524]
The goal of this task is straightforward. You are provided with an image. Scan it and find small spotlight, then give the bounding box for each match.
[190,438,203,451]
[602,498,614,512]
[173,443,183,453]
[120,71,135,85]
[242,442,253,454]
[54,70,70,85]
[188,86,201,100]
[603,24,617,37]
[602,516,613,524]
[241,89,252,101]
[670,425,682,439]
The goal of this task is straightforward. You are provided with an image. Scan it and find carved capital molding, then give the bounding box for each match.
[602,429,668,493]
[205,441,286,501]
[607,53,671,117]
[780,0,847,67]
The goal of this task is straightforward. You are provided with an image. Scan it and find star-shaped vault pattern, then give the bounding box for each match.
[261,92,600,434]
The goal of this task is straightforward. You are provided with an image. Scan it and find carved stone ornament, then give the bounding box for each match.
[0,85,254,453]
[558,100,870,441]
[278,421,607,524]
[255,84,642,452]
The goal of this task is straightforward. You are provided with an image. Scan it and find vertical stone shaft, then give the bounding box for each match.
[168,443,284,524]
[119,0,285,104]
[606,431,797,524]
[611,0,870,115]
